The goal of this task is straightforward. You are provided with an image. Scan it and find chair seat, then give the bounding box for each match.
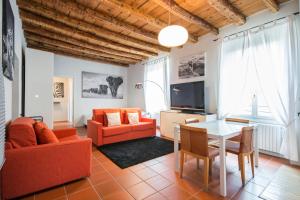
[208,139,219,146]
[225,141,240,154]
[208,147,219,158]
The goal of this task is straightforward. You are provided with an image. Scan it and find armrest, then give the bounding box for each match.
[2,138,92,199]
[141,118,156,129]
[87,120,103,146]
[52,128,77,139]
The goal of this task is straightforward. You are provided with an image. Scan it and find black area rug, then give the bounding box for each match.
[98,137,175,169]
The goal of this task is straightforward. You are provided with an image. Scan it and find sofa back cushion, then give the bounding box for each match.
[34,121,48,138]
[93,109,123,126]
[122,108,142,124]
[7,117,37,148]
[38,128,59,144]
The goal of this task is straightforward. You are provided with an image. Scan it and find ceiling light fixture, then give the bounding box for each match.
[158,0,188,47]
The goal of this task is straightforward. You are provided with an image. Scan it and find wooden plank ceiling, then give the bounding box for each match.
[18,0,288,67]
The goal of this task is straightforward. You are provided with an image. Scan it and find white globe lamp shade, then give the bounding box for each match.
[158,25,188,47]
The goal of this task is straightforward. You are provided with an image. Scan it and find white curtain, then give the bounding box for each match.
[144,57,168,114]
[219,15,300,162]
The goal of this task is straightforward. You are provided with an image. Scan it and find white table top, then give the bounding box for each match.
[176,120,257,139]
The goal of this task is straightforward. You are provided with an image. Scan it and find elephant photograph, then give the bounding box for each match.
[81,71,124,99]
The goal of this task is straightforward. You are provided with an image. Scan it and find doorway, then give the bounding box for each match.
[53,77,73,129]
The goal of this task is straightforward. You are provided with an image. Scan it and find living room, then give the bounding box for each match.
[1,0,300,200]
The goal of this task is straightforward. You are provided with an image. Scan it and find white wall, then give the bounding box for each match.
[127,0,299,114]
[25,48,54,128]
[53,77,71,122]
[54,55,128,127]
[3,0,25,122]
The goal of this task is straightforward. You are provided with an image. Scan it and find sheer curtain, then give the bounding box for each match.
[144,57,168,115]
[218,15,300,162]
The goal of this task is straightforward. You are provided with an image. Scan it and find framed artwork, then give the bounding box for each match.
[53,82,64,99]
[178,53,205,79]
[82,71,124,99]
[2,0,15,81]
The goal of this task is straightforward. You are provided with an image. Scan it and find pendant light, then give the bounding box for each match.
[158,0,188,47]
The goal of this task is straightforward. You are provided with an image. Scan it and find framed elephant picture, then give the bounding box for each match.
[81,71,124,99]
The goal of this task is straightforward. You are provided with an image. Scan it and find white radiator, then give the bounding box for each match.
[257,123,285,156]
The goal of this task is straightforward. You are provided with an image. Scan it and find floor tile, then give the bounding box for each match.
[243,182,264,196]
[144,192,168,200]
[94,180,123,198]
[233,191,261,200]
[150,163,170,173]
[146,175,172,191]
[89,171,113,185]
[103,190,134,200]
[116,171,143,188]
[127,182,156,200]
[65,179,91,195]
[68,188,99,200]
[160,184,192,200]
[35,185,66,200]
[135,167,159,180]
[128,163,146,172]
[143,159,159,166]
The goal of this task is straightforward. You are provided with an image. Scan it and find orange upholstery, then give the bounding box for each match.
[103,125,132,137]
[38,128,59,144]
[7,117,37,148]
[1,117,92,199]
[34,121,48,139]
[88,108,156,146]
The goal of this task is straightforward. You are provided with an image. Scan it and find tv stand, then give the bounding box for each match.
[160,110,217,139]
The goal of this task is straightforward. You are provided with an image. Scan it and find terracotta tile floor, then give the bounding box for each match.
[19,128,300,200]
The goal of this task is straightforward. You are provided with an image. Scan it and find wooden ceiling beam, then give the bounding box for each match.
[24,32,139,64]
[152,0,218,34]
[22,23,144,61]
[17,0,169,53]
[27,40,129,67]
[208,0,246,25]
[19,10,157,58]
[26,0,159,44]
[261,0,279,12]
[93,0,198,43]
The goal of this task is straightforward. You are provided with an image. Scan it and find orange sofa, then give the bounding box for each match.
[87,108,156,146]
[1,117,92,199]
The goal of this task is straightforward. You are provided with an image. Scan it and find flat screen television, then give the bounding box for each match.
[170,81,205,111]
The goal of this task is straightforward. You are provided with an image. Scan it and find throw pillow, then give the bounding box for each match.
[127,112,139,124]
[106,112,121,126]
[38,128,59,144]
[34,121,48,136]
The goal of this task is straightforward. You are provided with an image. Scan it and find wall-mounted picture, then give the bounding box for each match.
[2,0,15,81]
[82,71,124,99]
[53,82,64,98]
[178,53,205,79]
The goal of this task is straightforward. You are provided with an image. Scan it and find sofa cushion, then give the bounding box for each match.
[131,122,153,131]
[123,108,142,124]
[59,135,80,142]
[34,121,48,139]
[105,112,122,126]
[38,128,59,144]
[7,117,37,148]
[93,109,123,126]
[127,112,139,124]
[103,125,132,137]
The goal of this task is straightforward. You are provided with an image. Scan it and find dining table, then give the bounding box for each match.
[173,120,258,197]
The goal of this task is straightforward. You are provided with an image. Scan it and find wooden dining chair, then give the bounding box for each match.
[226,126,255,185]
[180,125,219,189]
[225,118,251,163]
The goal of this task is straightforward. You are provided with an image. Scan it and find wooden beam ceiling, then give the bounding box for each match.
[94,0,198,43]
[208,0,246,25]
[152,0,219,34]
[22,23,144,61]
[27,0,159,43]
[19,10,156,58]
[17,0,169,53]
[261,0,279,12]
[27,40,129,67]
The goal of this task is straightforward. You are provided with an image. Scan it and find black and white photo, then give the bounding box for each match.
[178,53,205,79]
[2,0,14,81]
[82,71,124,99]
[53,82,64,98]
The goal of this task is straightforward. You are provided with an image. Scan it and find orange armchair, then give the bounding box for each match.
[1,118,92,200]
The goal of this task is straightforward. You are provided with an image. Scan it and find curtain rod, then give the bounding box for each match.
[223,12,299,39]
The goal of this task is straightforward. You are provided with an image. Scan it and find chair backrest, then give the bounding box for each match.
[240,126,254,153]
[180,124,209,157]
[184,118,199,124]
[225,118,250,124]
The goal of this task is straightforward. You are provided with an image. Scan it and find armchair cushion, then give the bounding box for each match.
[38,128,59,144]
